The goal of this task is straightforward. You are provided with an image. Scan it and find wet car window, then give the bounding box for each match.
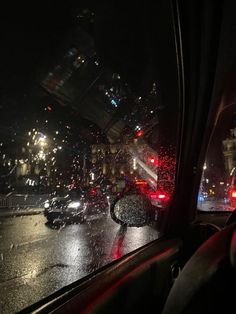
[198,104,236,212]
[0,3,179,312]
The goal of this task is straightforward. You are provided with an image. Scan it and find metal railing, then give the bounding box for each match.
[0,194,49,209]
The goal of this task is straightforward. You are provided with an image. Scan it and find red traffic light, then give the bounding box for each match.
[148,157,159,165]
[136,130,143,137]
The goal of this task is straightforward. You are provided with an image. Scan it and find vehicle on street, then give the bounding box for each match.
[44,196,87,223]
[133,179,170,208]
[81,186,109,215]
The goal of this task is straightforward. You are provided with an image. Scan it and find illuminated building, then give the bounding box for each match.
[90,144,132,185]
[223,127,236,174]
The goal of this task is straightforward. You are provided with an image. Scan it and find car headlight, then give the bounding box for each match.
[68,201,81,209]
[44,201,50,209]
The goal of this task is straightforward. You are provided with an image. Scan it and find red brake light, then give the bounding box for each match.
[157,194,166,199]
[149,193,157,199]
[135,180,147,185]
[149,191,169,201]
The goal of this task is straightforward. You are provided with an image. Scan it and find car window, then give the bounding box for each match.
[0,3,180,312]
[198,104,236,212]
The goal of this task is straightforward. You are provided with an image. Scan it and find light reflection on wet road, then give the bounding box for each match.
[0,211,159,313]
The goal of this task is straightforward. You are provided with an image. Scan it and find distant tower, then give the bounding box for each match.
[223,127,236,174]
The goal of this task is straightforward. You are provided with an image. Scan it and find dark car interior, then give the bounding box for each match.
[20,1,236,313]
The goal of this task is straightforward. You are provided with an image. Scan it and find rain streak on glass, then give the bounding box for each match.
[0,5,177,313]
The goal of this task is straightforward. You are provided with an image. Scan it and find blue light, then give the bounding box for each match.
[111,99,118,107]
[198,194,204,202]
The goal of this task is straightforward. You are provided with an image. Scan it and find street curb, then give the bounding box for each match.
[0,210,44,218]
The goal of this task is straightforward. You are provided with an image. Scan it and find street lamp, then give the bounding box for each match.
[38,135,47,147]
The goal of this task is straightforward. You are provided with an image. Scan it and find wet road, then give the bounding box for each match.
[198,199,234,211]
[0,210,159,313]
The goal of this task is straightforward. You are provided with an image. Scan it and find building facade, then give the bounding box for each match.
[223,127,236,174]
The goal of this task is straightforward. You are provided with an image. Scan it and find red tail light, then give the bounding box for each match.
[149,193,157,199]
[149,191,169,201]
[135,180,147,186]
[157,194,166,199]
[231,191,236,198]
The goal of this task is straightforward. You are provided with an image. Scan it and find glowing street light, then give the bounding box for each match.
[38,150,46,160]
[38,135,47,147]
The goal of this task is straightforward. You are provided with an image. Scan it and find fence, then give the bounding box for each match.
[0,194,49,209]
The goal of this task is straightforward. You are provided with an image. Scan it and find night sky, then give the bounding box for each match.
[0,1,96,99]
[1,1,234,175]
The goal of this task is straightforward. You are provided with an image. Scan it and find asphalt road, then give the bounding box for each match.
[0,209,160,313]
[198,199,234,211]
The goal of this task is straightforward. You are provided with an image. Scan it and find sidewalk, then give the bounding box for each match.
[0,207,44,218]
